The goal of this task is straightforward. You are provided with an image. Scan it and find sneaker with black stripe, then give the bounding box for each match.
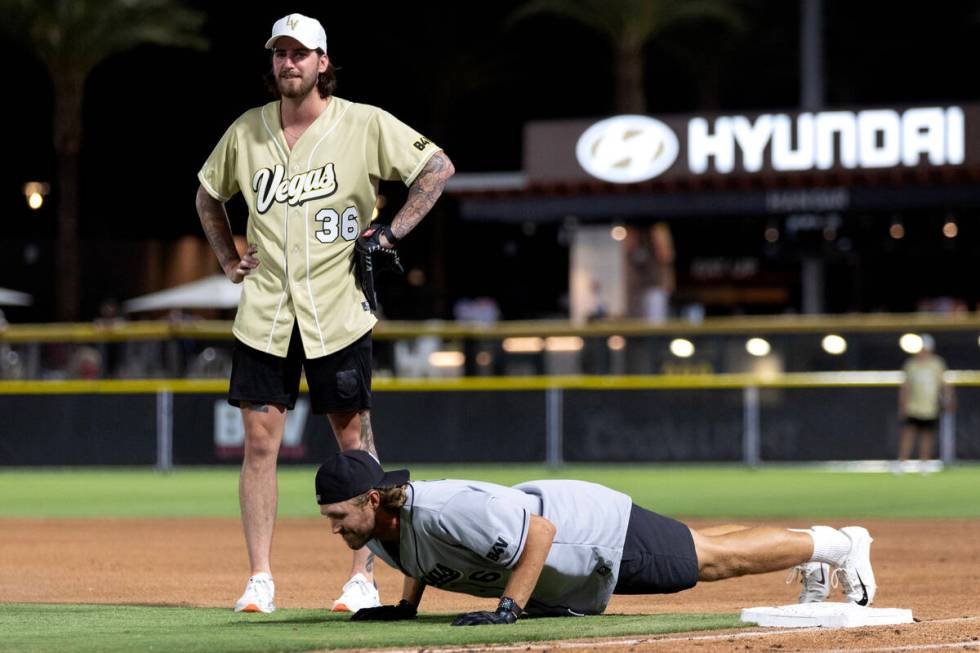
[787,561,833,603]
[837,527,877,606]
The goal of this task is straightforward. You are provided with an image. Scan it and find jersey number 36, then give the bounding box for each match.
[314,206,359,243]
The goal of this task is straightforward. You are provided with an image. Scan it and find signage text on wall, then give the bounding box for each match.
[574,106,965,184]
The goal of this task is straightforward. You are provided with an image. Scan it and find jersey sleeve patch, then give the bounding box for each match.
[436,491,530,570]
[373,109,440,186]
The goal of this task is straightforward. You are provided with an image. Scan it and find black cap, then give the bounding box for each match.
[315,450,410,505]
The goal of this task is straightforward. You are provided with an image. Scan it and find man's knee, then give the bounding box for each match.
[691,529,742,581]
[242,403,286,459]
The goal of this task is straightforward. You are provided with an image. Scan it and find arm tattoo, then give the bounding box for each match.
[390,152,455,241]
[359,409,377,458]
[196,187,240,269]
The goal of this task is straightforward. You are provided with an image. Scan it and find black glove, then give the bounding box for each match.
[451,596,522,626]
[350,599,418,621]
[353,225,403,311]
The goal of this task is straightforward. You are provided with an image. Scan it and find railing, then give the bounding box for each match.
[2,372,976,469]
[2,313,979,379]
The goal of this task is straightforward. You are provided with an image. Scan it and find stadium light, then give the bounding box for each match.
[428,351,465,368]
[607,335,626,351]
[23,181,49,210]
[889,215,905,240]
[943,216,958,239]
[899,333,923,354]
[610,225,627,241]
[821,334,847,355]
[475,351,493,366]
[502,337,544,353]
[669,338,695,358]
[545,336,584,352]
[746,337,771,357]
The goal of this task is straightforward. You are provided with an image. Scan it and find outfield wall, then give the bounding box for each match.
[1,374,978,466]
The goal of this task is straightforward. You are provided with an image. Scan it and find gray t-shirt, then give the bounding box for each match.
[366,479,632,615]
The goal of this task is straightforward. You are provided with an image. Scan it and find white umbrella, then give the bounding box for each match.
[0,287,32,306]
[123,275,242,313]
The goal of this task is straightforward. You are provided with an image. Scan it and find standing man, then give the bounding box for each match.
[195,13,454,614]
[315,451,878,624]
[898,334,953,466]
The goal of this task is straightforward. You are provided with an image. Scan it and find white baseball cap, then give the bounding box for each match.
[265,13,327,51]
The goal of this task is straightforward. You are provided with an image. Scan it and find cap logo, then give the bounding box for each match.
[287,15,299,30]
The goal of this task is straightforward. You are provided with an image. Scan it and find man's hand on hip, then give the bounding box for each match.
[224,243,259,283]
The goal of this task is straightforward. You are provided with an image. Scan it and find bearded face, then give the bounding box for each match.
[276,63,318,99]
[321,496,377,551]
[271,37,326,100]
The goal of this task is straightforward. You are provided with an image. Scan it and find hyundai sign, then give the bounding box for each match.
[526,105,973,185]
[575,115,679,183]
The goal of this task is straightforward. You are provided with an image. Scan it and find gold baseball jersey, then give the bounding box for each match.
[198,97,441,358]
[903,355,947,419]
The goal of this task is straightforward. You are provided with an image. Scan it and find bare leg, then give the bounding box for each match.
[328,409,377,456]
[327,409,376,580]
[897,425,917,461]
[691,527,813,582]
[918,428,936,461]
[699,524,751,536]
[240,403,287,575]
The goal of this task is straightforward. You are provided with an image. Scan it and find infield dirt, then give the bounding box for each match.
[3,518,978,651]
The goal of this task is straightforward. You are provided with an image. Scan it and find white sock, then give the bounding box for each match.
[794,525,851,566]
[250,572,273,582]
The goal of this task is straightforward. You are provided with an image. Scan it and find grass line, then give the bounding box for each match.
[0,604,743,653]
[1,464,978,519]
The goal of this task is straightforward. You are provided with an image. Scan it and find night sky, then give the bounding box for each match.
[3,1,980,320]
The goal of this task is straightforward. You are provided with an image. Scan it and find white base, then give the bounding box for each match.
[741,602,914,628]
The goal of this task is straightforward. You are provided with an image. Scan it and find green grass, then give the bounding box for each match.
[1,463,979,518]
[0,604,741,652]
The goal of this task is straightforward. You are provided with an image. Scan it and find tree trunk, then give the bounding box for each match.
[614,41,646,114]
[53,74,84,321]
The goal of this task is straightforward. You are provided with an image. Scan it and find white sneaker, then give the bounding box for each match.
[786,561,833,603]
[836,526,877,606]
[234,573,275,613]
[331,573,381,612]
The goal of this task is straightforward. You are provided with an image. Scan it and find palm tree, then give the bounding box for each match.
[510,0,745,114]
[1,0,206,320]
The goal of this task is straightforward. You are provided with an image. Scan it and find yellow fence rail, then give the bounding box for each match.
[2,371,979,394]
[2,313,980,343]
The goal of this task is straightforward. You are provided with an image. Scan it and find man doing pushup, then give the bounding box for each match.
[314,451,877,624]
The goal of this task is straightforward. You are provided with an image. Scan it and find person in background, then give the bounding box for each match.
[898,334,954,465]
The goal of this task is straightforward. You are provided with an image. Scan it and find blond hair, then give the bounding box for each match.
[350,484,408,511]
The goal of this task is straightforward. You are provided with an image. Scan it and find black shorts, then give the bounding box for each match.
[614,504,699,595]
[228,324,372,415]
[905,416,939,430]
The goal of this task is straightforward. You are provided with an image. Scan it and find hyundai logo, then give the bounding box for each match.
[576,115,680,183]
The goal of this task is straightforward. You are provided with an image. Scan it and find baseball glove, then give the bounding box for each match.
[354,225,403,312]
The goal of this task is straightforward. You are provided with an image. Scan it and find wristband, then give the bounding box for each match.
[497,596,522,619]
[381,223,400,245]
